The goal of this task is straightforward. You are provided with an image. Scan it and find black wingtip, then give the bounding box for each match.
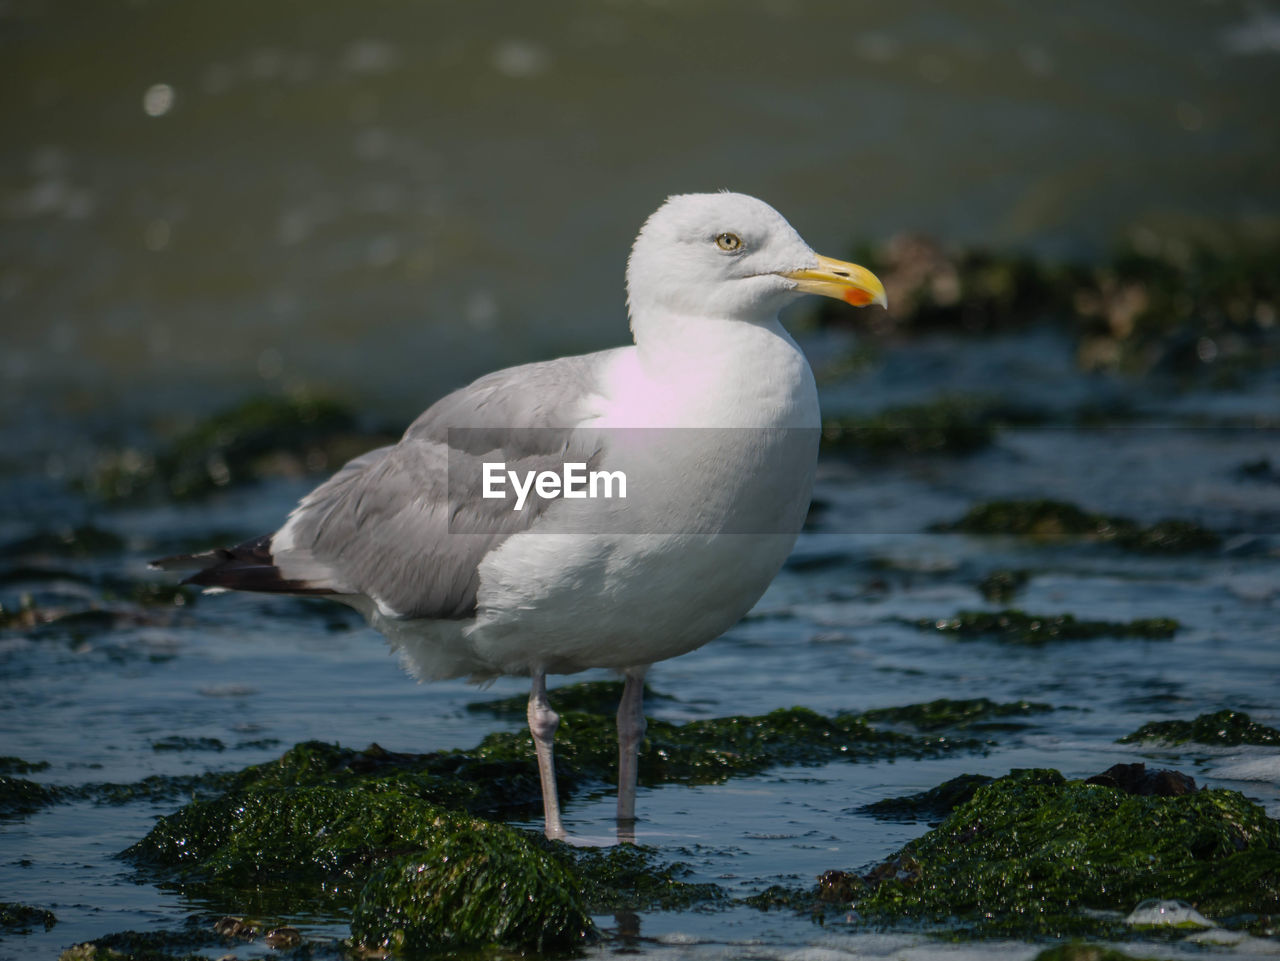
[154,534,337,597]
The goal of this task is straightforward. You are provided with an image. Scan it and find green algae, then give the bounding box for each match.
[815,231,1280,379]
[124,770,723,950]
[572,844,726,912]
[0,756,49,775]
[83,392,394,502]
[917,609,1178,645]
[1,902,57,933]
[820,399,998,456]
[214,701,967,820]
[78,771,239,806]
[351,831,594,953]
[0,775,58,819]
[935,499,1221,553]
[1,766,240,819]
[467,678,675,718]
[849,768,1280,935]
[469,707,970,791]
[120,700,978,948]
[125,782,484,887]
[858,773,995,824]
[1119,709,1280,747]
[978,568,1029,602]
[859,697,1052,732]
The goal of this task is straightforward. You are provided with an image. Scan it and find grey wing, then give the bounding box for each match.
[267,351,609,619]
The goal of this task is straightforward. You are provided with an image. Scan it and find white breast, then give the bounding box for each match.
[460,318,820,677]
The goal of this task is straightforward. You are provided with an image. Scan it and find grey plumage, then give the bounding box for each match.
[157,352,606,619]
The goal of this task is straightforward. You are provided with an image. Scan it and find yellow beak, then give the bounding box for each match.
[784,254,888,309]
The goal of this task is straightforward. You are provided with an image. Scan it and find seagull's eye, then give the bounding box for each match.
[714,232,743,252]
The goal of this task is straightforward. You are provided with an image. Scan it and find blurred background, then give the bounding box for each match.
[3,0,1278,473]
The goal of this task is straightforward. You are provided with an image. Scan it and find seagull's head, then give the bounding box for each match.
[626,192,886,336]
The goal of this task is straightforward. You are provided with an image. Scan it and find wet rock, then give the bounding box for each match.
[1085,763,1197,796]
[815,870,863,902]
[1125,897,1214,929]
[55,923,235,961]
[262,925,301,948]
[1,901,57,933]
[846,768,1280,935]
[1119,709,1280,747]
[916,608,1178,645]
[935,498,1221,553]
[212,916,258,938]
[858,773,996,824]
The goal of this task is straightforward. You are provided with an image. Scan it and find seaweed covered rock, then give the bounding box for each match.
[820,398,1004,456]
[84,392,393,502]
[125,782,488,888]
[858,697,1051,732]
[1,902,57,933]
[468,706,969,790]
[978,568,1030,602]
[573,844,726,912]
[352,830,593,953]
[850,768,1280,935]
[0,757,50,775]
[812,231,1280,379]
[0,775,59,820]
[935,499,1221,553]
[857,773,995,824]
[1119,709,1280,747]
[120,694,994,949]
[917,609,1178,645]
[55,921,247,961]
[123,748,733,950]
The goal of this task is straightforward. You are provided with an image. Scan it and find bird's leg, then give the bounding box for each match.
[527,671,566,840]
[615,665,649,838]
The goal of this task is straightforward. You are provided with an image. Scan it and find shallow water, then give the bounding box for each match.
[2,324,1278,959]
[3,3,1280,958]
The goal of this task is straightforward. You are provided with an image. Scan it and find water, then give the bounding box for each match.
[2,340,1278,956]
[2,2,1279,958]
[4,1,1279,457]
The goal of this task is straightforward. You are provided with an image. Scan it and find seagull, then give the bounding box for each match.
[153,192,886,840]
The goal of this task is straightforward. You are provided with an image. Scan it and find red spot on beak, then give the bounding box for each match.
[843,288,874,307]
